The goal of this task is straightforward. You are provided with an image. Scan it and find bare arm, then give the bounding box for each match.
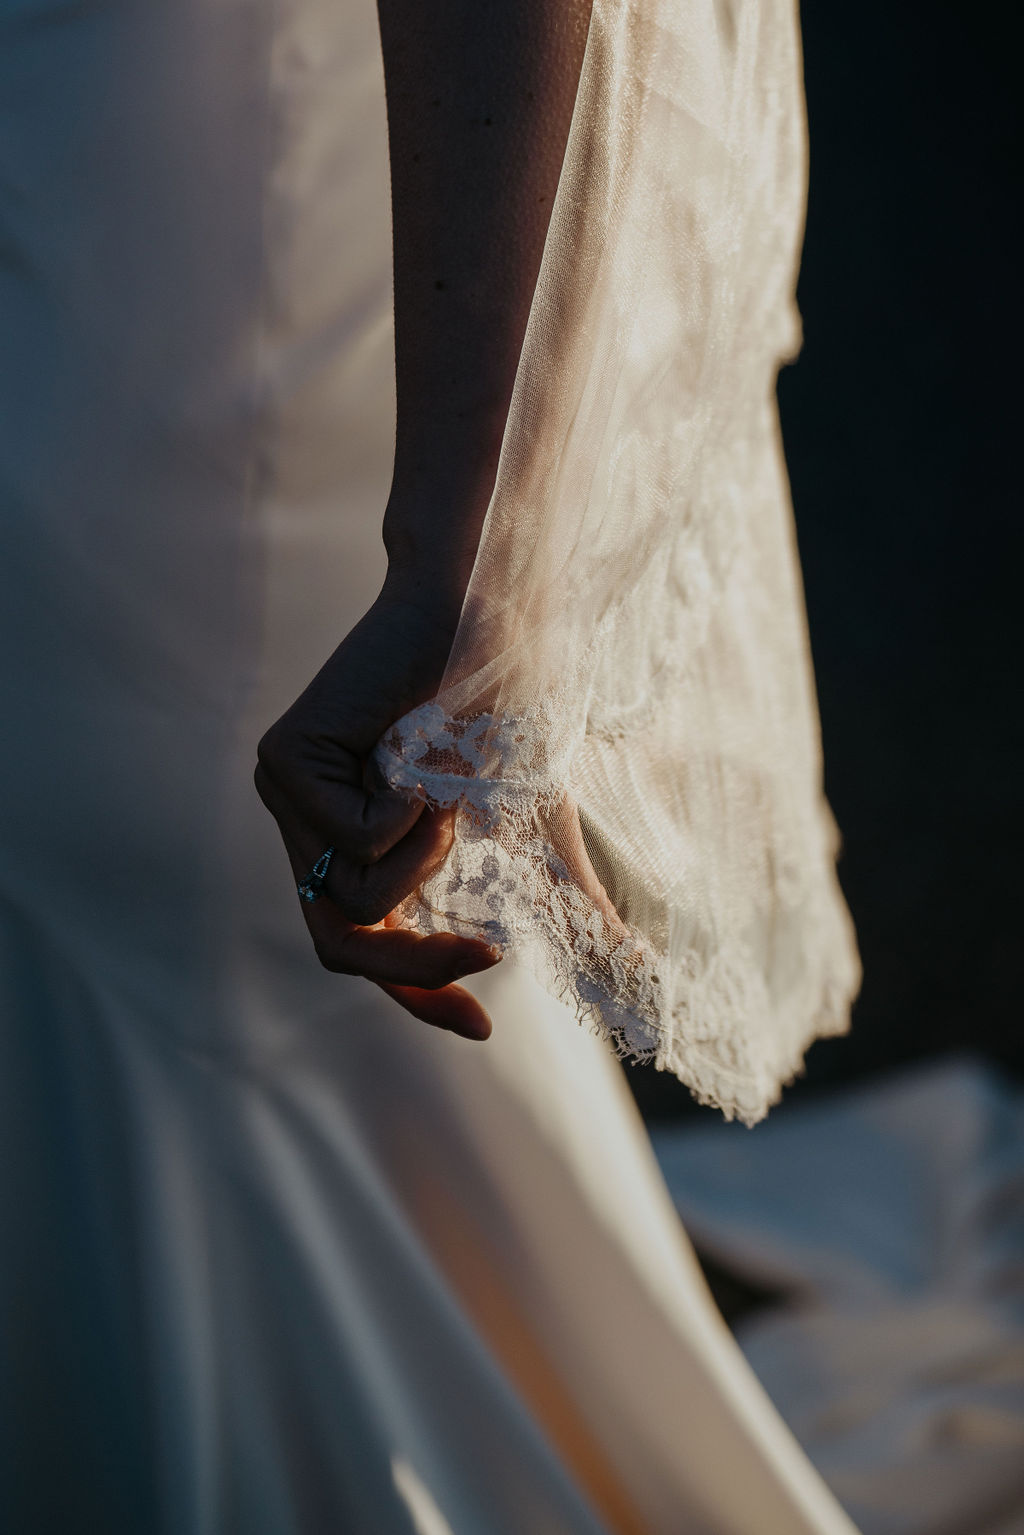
[379,0,593,606]
[256,3,592,1038]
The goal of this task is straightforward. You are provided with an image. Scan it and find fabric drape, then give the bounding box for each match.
[0,0,862,1529]
[378,0,861,1126]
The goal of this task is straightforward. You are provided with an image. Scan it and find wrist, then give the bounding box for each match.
[382,463,499,611]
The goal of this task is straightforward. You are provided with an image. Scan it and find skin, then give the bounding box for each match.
[255,2,594,1040]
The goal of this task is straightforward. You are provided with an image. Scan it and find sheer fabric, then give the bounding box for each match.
[379,0,860,1125]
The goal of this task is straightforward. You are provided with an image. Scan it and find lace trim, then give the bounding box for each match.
[375,707,855,1126]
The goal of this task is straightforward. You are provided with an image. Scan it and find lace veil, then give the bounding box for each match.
[376,0,860,1124]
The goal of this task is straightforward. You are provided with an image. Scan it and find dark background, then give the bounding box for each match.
[628,1,1022,1123]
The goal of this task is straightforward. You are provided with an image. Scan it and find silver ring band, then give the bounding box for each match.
[297,846,334,904]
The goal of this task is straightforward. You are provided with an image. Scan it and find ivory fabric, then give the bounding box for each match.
[652,1058,1024,1535]
[379,0,860,1127]
[1,0,859,1532]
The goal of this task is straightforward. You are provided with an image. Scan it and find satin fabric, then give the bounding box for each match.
[653,1058,1024,1535]
[0,2,857,1530]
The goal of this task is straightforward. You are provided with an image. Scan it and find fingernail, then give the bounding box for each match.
[460,944,502,976]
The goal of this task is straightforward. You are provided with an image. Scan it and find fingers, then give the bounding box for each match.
[308,907,501,991]
[252,597,505,1041]
[255,715,502,1042]
[256,761,453,926]
[548,794,626,933]
[376,981,493,1041]
[325,808,455,928]
[302,878,499,1039]
[258,764,501,996]
[256,726,423,865]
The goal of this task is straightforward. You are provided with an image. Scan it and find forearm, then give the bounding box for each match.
[377,0,592,603]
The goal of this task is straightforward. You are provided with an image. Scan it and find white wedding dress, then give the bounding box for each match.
[0,1,859,1531]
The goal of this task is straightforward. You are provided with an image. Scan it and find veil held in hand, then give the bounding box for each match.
[376,0,860,1125]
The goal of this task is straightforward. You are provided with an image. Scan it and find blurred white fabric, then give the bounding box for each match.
[0,0,860,1532]
[653,1057,1024,1535]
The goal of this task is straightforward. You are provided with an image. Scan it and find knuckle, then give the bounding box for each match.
[255,730,283,781]
[345,825,384,866]
[312,937,348,975]
[253,758,279,807]
[256,721,295,785]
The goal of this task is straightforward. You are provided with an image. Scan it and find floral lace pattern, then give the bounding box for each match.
[374,0,861,1124]
[376,701,856,1127]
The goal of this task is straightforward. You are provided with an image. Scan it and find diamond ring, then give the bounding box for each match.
[297,846,335,904]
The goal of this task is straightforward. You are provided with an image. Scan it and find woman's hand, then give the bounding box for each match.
[255,0,595,1041]
[255,575,501,1040]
